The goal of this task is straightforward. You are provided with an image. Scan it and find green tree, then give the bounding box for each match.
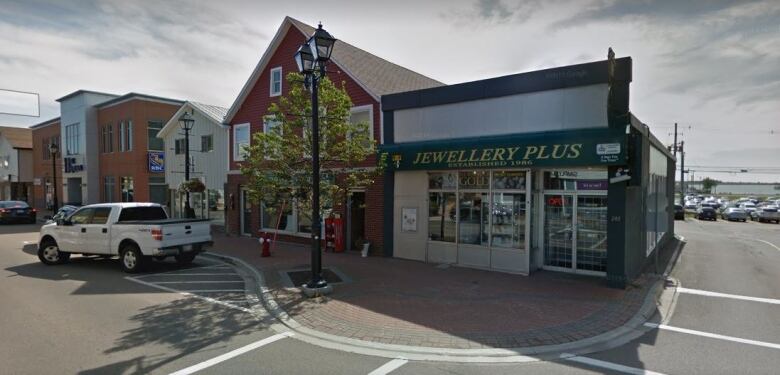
[701,177,719,193]
[240,72,386,227]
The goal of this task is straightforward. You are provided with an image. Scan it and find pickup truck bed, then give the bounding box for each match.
[118,218,212,225]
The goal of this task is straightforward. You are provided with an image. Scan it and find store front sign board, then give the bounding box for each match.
[383,129,626,171]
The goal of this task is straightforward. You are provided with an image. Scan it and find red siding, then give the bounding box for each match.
[225,24,384,253]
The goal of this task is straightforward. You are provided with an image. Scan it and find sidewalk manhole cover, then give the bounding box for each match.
[286,268,343,286]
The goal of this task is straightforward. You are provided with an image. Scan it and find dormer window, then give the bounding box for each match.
[270,67,282,97]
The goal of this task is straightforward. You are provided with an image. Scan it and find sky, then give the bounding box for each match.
[0,0,778,183]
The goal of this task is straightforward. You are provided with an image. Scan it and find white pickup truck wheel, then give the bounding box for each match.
[120,244,146,273]
[38,241,70,265]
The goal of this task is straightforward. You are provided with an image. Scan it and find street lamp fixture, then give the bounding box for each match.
[49,142,59,213]
[179,111,196,218]
[295,23,337,296]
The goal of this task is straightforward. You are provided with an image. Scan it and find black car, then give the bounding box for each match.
[696,206,717,221]
[0,201,37,224]
[674,204,684,220]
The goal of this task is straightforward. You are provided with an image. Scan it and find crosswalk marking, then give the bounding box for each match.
[169,332,294,375]
[562,354,667,375]
[644,323,780,350]
[677,287,780,305]
[153,280,243,284]
[367,358,408,375]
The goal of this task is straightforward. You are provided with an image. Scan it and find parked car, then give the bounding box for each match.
[44,205,80,224]
[721,207,747,222]
[696,206,717,221]
[684,201,698,210]
[674,204,685,220]
[739,202,757,216]
[38,202,212,272]
[750,205,780,223]
[0,201,37,224]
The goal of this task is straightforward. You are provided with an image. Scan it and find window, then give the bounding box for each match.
[263,117,281,135]
[65,123,80,155]
[101,124,113,153]
[201,134,213,152]
[103,176,115,202]
[118,206,167,221]
[91,207,111,224]
[261,201,295,231]
[126,120,133,151]
[269,67,282,96]
[428,192,456,242]
[119,122,125,152]
[42,138,52,160]
[121,176,134,202]
[175,138,186,155]
[69,208,93,224]
[349,105,374,148]
[147,121,163,151]
[233,123,250,161]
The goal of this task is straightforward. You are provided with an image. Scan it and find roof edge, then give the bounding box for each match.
[29,117,61,129]
[56,89,118,102]
[95,92,184,109]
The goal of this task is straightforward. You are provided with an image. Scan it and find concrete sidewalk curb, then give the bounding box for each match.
[202,241,684,363]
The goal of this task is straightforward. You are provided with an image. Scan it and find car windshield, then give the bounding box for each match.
[0,201,29,208]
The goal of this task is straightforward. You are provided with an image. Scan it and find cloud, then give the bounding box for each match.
[441,0,543,25]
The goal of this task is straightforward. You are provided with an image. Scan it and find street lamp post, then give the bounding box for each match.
[179,111,195,218]
[49,142,59,213]
[294,23,336,296]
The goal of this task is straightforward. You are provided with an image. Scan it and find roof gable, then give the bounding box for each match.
[158,101,228,138]
[0,126,32,149]
[224,16,443,124]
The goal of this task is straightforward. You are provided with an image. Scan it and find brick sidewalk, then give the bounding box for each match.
[211,234,653,349]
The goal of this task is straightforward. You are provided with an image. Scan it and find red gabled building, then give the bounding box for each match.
[223,17,442,254]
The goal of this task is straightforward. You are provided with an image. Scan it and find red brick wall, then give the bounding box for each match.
[31,122,62,212]
[225,24,384,253]
[96,99,179,202]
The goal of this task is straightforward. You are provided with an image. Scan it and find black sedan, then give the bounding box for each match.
[0,201,37,224]
[696,206,717,221]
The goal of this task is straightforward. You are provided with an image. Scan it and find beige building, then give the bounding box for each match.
[0,126,34,201]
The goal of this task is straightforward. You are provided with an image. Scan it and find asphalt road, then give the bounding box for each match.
[1,218,778,374]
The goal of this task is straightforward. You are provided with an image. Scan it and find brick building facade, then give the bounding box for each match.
[30,118,62,213]
[94,94,182,204]
[223,17,442,255]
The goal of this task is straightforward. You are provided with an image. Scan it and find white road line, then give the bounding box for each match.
[367,358,409,375]
[153,281,244,284]
[562,354,666,375]
[168,332,294,375]
[677,287,780,305]
[754,239,780,252]
[125,276,252,313]
[644,323,780,350]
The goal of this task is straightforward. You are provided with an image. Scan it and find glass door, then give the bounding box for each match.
[543,194,575,269]
[240,188,252,236]
[575,195,608,272]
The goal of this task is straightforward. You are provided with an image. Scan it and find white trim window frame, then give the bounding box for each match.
[233,123,251,162]
[348,104,374,148]
[269,66,282,97]
[263,116,281,160]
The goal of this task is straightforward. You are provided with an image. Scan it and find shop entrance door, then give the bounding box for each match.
[542,193,607,274]
[240,188,252,236]
[346,191,365,251]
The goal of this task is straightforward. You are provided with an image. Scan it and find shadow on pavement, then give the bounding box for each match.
[79,297,270,375]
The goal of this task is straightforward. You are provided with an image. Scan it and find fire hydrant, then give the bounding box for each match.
[259,232,271,257]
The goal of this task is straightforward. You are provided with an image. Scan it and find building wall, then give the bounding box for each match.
[31,121,62,212]
[225,25,384,253]
[162,104,228,191]
[59,92,118,205]
[0,137,19,198]
[18,149,33,182]
[393,84,609,143]
[97,99,179,203]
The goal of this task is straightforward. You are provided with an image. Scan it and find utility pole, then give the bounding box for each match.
[679,141,685,200]
[673,123,680,204]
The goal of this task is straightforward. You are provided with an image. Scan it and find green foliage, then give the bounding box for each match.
[240,72,387,217]
[701,177,719,193]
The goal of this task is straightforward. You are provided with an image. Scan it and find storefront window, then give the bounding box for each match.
[492,171,526,190]
[491,192,526,249]
[428,192,455,242]
[208,189,225,225]
[458,192,489,245]
[428,172,456,189]
[459,170,489,189]
[262,201,295,232]
[544,169,608,191]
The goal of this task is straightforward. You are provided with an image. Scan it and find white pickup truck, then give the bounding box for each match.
[37,202,212,273]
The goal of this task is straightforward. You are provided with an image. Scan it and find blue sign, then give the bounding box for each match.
[64,157,84,173]
[148,151,165,172]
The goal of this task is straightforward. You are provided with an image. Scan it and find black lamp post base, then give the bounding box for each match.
[301,280,332,298]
